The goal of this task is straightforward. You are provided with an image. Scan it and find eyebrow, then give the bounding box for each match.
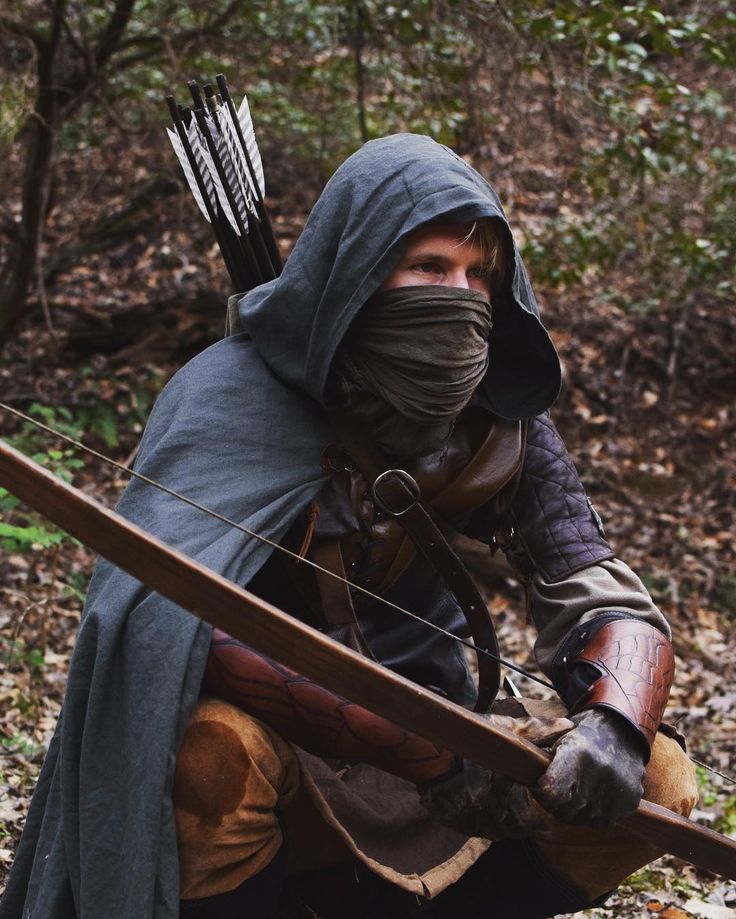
[405,249,484,266]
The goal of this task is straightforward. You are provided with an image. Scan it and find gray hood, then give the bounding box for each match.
[234,133,560,420]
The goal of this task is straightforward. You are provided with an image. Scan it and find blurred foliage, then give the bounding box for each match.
[0,399,131,554]
[0,380,160,554]
[0,406,87,554]
[1,0,734,327]
[714,794,736,835]
[516,2,736,313]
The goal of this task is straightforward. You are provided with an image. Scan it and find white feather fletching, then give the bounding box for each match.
[186,118,241,237]
[209,109,250,232]
[220,104,256,216]
[237,95,265,198]
[166,127,211,223]
[183,119,217,213]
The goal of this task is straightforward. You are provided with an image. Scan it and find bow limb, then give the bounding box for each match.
[1,438,735,881]
[0,438,547,782]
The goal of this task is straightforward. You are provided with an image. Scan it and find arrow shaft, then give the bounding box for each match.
[165,96,246,292]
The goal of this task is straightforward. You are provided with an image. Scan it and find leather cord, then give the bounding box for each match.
[310,536,378,660]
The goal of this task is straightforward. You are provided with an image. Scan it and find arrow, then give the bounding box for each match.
[1,437,734,880]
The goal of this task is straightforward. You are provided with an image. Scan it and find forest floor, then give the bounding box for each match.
[1,136,735,916]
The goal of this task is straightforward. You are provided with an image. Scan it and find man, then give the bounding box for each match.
[0,135,697,919]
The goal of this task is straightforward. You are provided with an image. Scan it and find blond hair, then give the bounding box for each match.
[462,219,506,294]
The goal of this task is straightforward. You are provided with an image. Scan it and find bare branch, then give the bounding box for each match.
[0,13,47,48]
[199,0,241,34]
[117,32,162,52]
[59,6,91,65]
[117,0,243,58]
[93,0,136,71]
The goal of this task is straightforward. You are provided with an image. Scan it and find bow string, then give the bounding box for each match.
[0,400,554,692]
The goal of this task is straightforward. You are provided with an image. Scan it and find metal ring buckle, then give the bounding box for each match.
[371,469,420,517]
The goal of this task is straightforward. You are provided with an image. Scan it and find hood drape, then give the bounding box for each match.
[232,133,560,420]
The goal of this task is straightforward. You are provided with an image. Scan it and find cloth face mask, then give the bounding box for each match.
[336,285,492,427]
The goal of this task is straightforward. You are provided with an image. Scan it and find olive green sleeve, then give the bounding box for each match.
[531,558,671,677]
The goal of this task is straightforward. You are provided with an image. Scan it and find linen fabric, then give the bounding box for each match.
[335,285,492,426]
[174,698,300,900]
[173,698,697,905]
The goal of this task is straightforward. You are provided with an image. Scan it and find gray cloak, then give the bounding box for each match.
[0,134,560,918]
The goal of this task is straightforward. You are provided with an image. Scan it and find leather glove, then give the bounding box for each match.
[417,708,573,841]
[532,707,646,829]
[418,757,557,841]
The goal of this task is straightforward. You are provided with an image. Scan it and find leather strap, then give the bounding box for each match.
[323,409,524,602]
[310,537,377,660]
[330,411,501,712]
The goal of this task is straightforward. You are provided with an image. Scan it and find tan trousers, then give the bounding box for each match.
[173,697,699,902]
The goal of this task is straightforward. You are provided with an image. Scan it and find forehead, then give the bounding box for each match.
[402,222,482,256]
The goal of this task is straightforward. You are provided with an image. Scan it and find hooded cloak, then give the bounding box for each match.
[0,134,560,919]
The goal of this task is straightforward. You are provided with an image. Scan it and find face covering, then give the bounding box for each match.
[333,286,492,455]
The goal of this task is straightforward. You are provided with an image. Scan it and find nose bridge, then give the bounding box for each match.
[448,265,471,289]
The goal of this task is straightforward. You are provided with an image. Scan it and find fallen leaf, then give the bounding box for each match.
[682,899,736,919]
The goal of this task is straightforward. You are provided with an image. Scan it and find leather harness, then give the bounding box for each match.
[284,407,526,713]
[282,407,675,754]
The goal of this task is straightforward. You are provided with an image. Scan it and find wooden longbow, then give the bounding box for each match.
[1,437,734,881]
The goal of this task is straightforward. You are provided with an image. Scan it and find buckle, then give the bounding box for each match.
[372,469,420,517]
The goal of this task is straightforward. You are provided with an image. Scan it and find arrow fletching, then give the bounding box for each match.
[186,117,241,237]
[237,94,266,199]
[208,108,252,232]
[219,103,257,216]
[164,76,281,291]
[165,127,211,224]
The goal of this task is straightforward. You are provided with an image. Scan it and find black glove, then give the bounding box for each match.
[532,707,646,828]
[418,758,557,841]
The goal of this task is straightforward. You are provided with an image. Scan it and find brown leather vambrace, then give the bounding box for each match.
[552,613,675,759]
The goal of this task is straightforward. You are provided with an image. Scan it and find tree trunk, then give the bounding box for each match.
[0,0,137,347]
[0,8,63,346]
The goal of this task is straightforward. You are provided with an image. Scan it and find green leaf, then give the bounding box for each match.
[0,521,66,548]
[624,42,648,59]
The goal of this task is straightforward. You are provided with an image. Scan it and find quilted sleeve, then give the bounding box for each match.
[500,415,670,677]
[507,414,613,583]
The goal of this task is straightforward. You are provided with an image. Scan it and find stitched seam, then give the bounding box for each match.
[525,440,581,481]
[518,415,610,577]
[519,473,606,570]
[529,479,568,573]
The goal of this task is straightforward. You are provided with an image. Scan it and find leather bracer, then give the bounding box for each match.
[552,613,674,759]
